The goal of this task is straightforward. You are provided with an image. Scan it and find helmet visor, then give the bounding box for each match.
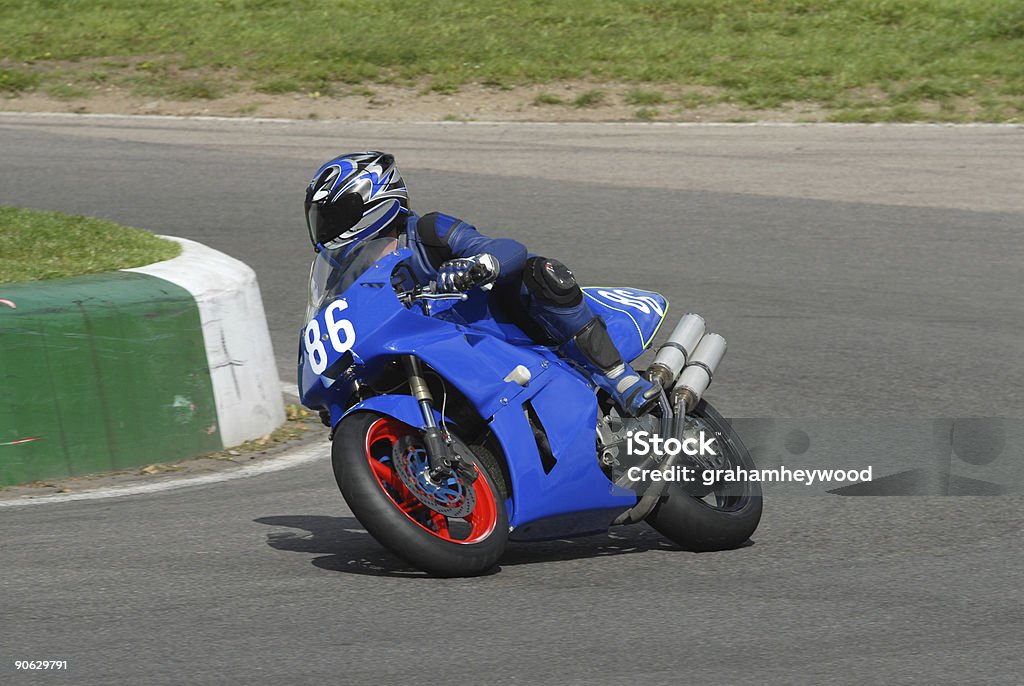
[306,192,365,247]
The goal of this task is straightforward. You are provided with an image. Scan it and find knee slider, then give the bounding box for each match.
[523,256,582,307]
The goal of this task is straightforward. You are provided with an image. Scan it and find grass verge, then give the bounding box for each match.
[0,206,180,284]
[0,1,1022,121]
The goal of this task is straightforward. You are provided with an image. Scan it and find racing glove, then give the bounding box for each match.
[437,253,501,292]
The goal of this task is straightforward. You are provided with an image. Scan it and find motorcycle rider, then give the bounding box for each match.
[304,151,659,416]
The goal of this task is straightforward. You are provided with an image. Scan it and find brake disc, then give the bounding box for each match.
[392,436,477,518]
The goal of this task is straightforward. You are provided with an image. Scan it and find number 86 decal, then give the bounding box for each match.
[304,300,356,375]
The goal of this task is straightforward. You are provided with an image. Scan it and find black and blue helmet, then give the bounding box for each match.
[304,151,409,252]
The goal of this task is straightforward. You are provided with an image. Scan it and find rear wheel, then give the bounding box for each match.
[333,411,509,577]
[645,400,763,551]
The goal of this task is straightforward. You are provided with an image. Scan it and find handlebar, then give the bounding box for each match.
[395,282,469,309]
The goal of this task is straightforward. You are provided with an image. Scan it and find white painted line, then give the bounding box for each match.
[0,111,1021,128]
[0,441,329,508]
[280,381,300,398]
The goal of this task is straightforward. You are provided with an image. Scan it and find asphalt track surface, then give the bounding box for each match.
[1,115,1022,684]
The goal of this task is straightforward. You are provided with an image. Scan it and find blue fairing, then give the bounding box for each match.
[582,287,668,362]
[300,244,643,534]
[341,395,452,433]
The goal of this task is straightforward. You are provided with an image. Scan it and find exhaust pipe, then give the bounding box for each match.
[646,313,705,388]
[671,333,727,413]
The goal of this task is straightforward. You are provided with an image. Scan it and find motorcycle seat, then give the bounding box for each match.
[581,287,668,362]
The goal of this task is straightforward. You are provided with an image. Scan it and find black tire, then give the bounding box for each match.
[645,400,763,551]
[332,411,509,577]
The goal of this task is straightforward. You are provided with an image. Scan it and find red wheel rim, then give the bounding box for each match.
[364,417,498,544]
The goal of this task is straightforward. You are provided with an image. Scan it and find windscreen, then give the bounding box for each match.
[305,237,398,320]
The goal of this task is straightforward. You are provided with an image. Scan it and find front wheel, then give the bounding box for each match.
[645,400,763,551]
[333,411,509,577]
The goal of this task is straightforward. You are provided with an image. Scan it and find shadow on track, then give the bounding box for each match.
[255,514,688,577]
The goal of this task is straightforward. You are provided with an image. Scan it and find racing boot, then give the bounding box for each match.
[562,316,659,417]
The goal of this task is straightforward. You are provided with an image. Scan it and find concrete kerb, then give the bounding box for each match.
[0,236,285,486]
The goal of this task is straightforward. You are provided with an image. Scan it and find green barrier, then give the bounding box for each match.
[0,271,221,485]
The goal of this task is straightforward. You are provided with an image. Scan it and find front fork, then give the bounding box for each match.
[401,355,477,483]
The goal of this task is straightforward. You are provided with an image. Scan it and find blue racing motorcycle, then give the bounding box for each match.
[299,237,762,576]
